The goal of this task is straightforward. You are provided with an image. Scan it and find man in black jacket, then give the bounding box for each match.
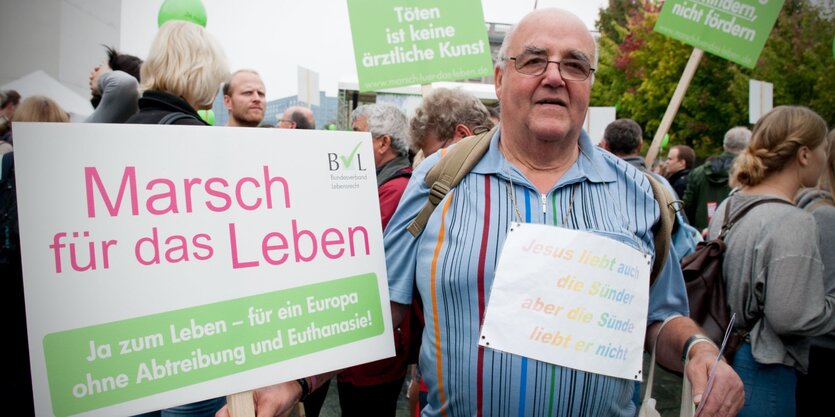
[664,144,695,199]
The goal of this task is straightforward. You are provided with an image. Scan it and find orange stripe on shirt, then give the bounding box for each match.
[431,191,454,417]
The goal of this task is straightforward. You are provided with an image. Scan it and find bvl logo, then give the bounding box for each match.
[328,141,368,171]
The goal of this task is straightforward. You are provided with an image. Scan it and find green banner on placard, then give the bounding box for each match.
[347,0,494,91]
[654,0,785,68]
[44,273,383,416]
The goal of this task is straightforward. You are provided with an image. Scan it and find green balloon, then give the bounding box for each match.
[158,0,207,27]
[661,133,670,149]
[197,109,214,125]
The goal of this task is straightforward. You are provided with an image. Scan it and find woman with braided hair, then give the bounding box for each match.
[706,105,834,417]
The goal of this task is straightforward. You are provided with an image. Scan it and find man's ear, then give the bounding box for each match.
[453,124,473,140]
[494,65,504,100]
[223,95,232,110]
[378,134,392,154]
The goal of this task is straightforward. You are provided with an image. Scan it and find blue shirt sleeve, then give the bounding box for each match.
[647,243,689,324]
[383,154,440,305]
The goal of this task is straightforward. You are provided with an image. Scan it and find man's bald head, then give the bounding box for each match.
[496,8,597,76]
[278,106,315,129]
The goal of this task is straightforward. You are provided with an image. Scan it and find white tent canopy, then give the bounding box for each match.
[1,70,93,121]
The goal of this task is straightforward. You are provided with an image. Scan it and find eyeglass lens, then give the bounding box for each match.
[512,52,592,80]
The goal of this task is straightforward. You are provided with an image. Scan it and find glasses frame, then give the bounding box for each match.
[507,54,595,81]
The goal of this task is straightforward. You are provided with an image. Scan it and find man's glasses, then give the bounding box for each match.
[508,52,594,81]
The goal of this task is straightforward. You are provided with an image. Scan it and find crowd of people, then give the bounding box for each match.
[2,7,834,417]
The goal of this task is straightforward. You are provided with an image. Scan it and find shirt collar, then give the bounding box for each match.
[471,127,618,187]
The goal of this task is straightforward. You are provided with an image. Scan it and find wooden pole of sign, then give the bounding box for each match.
[644,47,704,168]
[227,391,255,417]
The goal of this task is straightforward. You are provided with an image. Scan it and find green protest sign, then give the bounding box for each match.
[347,0,493,91]
[44,274,382,416]
[654,0,785,68]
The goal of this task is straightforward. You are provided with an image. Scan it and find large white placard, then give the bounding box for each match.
[14,123,393,416]
[480,223,651,381]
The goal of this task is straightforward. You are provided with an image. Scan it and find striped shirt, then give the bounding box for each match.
[384,129,688,417]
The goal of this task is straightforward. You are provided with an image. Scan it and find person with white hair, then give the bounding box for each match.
[408,87,494,167]
[125,20,229,127]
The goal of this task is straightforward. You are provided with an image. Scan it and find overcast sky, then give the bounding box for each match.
[121,0,609,101]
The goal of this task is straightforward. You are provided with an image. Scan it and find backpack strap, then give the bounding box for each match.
[718,197,792,240]
[158,112,200,125]
[644,173,675,286]
[406,126,497,237]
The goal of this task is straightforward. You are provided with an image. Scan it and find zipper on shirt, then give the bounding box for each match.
[541,193,547,217]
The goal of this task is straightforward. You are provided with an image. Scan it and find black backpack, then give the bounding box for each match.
[0,151,18,264]
[682,197,791,358]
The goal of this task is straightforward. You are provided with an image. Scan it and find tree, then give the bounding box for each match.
[596,0,645,44]
[591,0,835,159]
[731,0,835,126]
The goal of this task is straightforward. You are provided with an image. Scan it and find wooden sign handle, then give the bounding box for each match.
[226,391,255,417]
[645,48,704,168]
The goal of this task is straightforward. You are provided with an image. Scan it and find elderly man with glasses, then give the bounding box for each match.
[217,8,745,417]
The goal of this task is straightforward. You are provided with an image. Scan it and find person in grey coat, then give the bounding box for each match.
[707,106,834,417]
[794,128,835,417]
[84,46,143,124]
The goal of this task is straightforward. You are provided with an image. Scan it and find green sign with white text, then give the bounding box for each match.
[654,0,785,68]
[347,0,493,91]
[44,274,383,416]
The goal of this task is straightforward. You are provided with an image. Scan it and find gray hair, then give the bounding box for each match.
[495,24,515,71]
[409,88,493,152]
[351,103,409,157]
[723,126,752,154]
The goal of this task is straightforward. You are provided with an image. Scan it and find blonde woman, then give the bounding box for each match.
[2,95,70,152]
[126,20,229,126]
[707,106,833,417]
[126,20,230,417]
[12,95,70,123]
